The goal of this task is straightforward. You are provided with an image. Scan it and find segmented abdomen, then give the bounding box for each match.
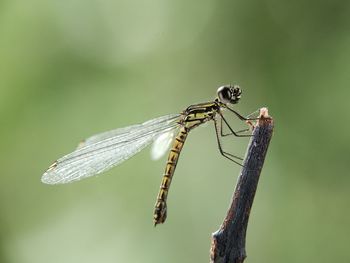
[153,126,188,226]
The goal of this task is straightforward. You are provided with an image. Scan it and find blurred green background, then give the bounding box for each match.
[1,0,349,262]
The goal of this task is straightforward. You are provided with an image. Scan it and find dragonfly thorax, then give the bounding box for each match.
[179,102,220,131]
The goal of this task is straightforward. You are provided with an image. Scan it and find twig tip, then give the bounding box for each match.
[259,107,269,118]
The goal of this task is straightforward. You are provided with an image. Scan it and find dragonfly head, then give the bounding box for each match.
[217,85,242,105]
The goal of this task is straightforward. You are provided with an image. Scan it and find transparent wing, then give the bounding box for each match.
[42,114,180,185]
[76,124,140,149]
[151,130,175,160]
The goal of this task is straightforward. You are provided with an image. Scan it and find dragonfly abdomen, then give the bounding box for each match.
[153,126,188,226]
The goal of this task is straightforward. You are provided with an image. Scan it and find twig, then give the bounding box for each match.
[210,107,274,263]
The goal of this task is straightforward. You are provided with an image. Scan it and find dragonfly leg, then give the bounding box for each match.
[245,108,261,119]
[226,106,259,121]
[214,118,244,166]
[219,113,252,137]
[220,117,251,137]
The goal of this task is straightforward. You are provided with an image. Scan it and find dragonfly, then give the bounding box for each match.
[42,85,255,226]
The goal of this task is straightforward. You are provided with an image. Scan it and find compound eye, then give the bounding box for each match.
[217,86,232,104]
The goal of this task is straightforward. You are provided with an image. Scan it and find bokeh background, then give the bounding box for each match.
[1,0,349,262]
